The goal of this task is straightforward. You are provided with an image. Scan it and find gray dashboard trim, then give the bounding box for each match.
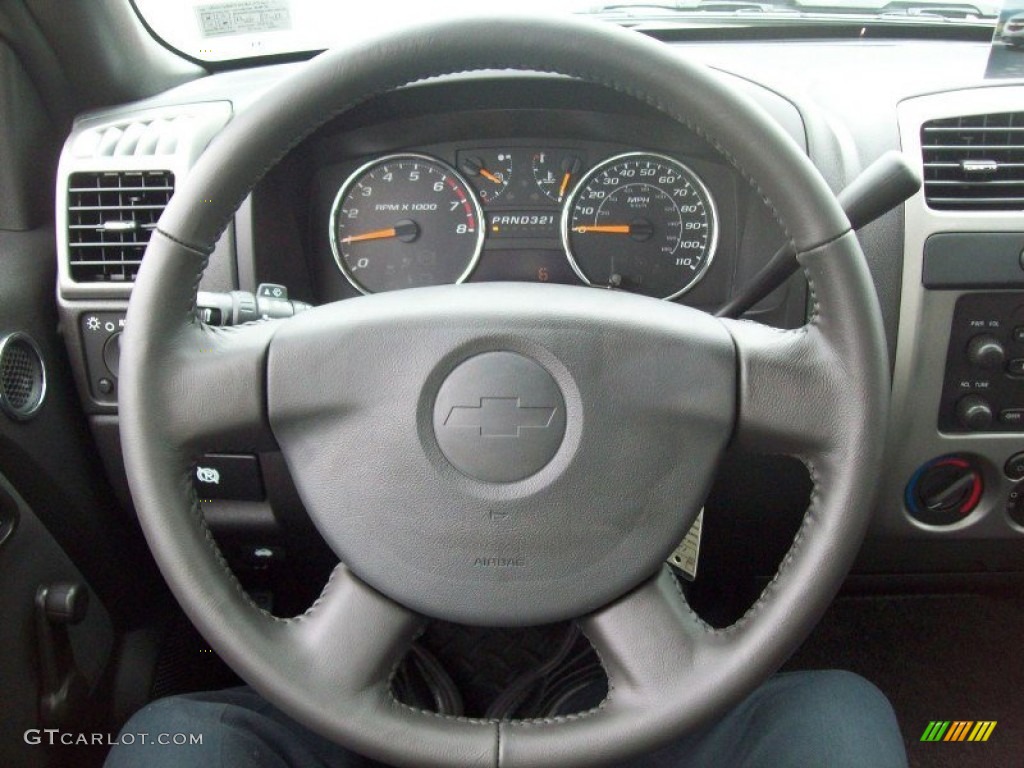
[882,86,1024,547]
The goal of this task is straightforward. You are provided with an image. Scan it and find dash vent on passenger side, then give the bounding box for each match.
[922,112,1024,210]
[66,171,174,283]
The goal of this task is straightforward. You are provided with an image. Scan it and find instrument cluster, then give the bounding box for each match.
[327,143,722,301]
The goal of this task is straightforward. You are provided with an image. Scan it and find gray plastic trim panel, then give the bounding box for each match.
[883,85,1024,545]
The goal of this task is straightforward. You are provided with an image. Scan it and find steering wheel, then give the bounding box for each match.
[119,14,888,768]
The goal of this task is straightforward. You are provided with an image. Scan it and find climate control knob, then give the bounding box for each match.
[966,334,1005,370]
[956,395,994,431]
[905,456,983,526]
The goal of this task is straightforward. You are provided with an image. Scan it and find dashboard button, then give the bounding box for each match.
[1004,452,1024,481]
[193,454,265,502]
[999,408,1024,426]
[1008,358,1024,377]
[1007,481,1024,527]
[257,283,288,300]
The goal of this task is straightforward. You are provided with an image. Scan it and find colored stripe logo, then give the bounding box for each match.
[920,721,997,742]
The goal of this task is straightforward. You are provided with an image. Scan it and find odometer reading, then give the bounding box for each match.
[330,154,484,294]
[562,153,718,300]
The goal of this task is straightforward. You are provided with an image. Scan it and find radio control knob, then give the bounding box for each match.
[967,335,1005,370]
[957,395,994,431]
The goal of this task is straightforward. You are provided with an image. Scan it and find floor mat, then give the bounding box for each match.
[784,592,1024,768]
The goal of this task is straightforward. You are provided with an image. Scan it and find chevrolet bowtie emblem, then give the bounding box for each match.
[444,397,556,437]
[433,352,566,482]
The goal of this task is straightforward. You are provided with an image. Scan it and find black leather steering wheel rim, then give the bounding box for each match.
[119,14,889,768]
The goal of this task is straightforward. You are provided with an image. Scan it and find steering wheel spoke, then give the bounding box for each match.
[721,318,843,458]
[162,320,280,452]
[499,568,727,767]
[122,230,280,455]
[269,566,503,768]
[580,567,714,706]
[287,564,423,697]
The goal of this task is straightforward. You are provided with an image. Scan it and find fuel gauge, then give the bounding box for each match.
[459,150,513,204]
[532,151,582,203]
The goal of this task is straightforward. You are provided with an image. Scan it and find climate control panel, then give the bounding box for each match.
[939,293,1024,433]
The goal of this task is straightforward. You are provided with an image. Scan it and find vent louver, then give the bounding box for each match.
[66,170,174,283]
[922,112,1024,211]
[72,116,195,158]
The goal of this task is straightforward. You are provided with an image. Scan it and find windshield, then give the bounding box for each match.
[133,0,1000,63]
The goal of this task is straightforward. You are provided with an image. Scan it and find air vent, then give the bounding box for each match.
[0,333,46,421]
[922,112,1024,211]
[66,170,174,283]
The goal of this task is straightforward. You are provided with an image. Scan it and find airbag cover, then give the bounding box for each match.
[267,283,735,625]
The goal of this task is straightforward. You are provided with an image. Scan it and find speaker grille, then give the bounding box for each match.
[0,334,45,420]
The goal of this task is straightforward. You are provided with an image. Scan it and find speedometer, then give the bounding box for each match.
[329,153,484,294]
[562,152,718,300]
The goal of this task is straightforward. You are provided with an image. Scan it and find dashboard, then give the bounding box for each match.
[321,145,719,300]
[314,140,733,301]
[252,78,796,317]
[48,34,1024,583]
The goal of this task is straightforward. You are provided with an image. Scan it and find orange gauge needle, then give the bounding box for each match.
[341,219,420,245]
[339,227,397,244]
[479,168,502,184]
[573,224,632,234]
[558,172,572,200]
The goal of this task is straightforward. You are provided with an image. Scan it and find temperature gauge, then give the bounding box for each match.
[532,151,582,203]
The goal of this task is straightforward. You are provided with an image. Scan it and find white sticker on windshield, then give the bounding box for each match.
[196,1,292,38]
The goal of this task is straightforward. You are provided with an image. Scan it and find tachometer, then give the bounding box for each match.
[330,154,484,294]
[562,152,717,300]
